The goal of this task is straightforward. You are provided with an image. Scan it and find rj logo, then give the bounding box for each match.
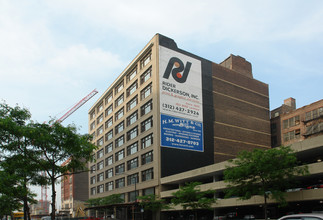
[163,57,192,83]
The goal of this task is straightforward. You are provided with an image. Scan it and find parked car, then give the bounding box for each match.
[243,215,255,219]
[278,213,323,220]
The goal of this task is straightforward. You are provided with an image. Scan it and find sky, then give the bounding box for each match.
[1,0,323,208]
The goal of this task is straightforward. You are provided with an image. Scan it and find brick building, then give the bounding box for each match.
[271,98,323,147]
[87,34,270,218]
[61,158,89,217]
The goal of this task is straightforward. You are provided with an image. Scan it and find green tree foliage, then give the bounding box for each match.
[224,146,309,220]
[138,194,169,212]
[0,102,40,220]
[27,121,97,220]
[0,102,97,220]
[171,182,216,219]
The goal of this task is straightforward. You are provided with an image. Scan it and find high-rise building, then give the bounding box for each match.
[87,34,270,209]
[271,98,323,147]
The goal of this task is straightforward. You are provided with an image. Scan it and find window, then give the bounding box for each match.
[115,94,124,107]
[106,181,114,191]
[105,118,113,130]
[105,130,113,141]
[115,81,124,94]
[127,81,138,97]
[105,104,113,117]
[97,172,104,182]
[90,176,96,184]
[105,155,113,166]
[97,184,104,193]
[141,100,152,116]
[90,165,96,174]
[115,108,124,121]
[115,121,124,134]
[141,133,153,149]
[97,125,103,136]
[127,142,138,155]
[97,102,103,112]
[127,126,138,141]
[141,151,153,165]
[142,187,154,196]
[142,168,153,181]
[106,168,113,179]
[127,157,138,170]
[128,191,139,202]
[90,121,96,131]
[127,173,139,186]
[127,96,138,111]
[127,68,137,82]
[90,111,95,120]
[140,67,152,84]
[115,149,125,161]
[105,93,113,105]
[90,187,96,195]
[141,83,152,100]
[141,117,153,132]
[97,113,103,124]
[97,160,104,170]
[283,130,301,142]
[97,148,104,159]
[115,178,125,189]
[283,115,300,129]
[115,135,125,148]
[305,107,323,121]
[140,51,151,69]
[105,143,113,154]
[127,111,138,126]
[91,132,95,140]
[97,137,104,147]
[115,163,125,175]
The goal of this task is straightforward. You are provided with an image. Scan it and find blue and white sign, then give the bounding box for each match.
[159,46,204,152]
[161,114,203,152]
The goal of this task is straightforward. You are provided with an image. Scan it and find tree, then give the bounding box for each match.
[0,102,41,220]
[171,182,216,219]
[224,146,309,220]
[137,194,170,220]
[0,102,97,220]
[27,122,97,220]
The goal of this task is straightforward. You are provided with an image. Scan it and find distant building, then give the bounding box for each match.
[30,200,50,216]
[271,98,323,147]
[60,158,89,217]
[87,34,270,219]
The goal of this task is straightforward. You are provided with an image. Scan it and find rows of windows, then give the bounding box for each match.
[91,150,153,184]
[283,115,300,129]
[305,107,323,121]
[283,129,301,142]
[89,63,152,132]
[94,99,152,150]
[90,168,154,195]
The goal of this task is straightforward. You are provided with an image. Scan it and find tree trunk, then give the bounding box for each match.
[264,194,268,220]
[51,177,56,220]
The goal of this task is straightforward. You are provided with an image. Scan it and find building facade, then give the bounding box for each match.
[87,34,270,207]
[160,135,323,219]
[61,159,89,217]
[271,98,323,147]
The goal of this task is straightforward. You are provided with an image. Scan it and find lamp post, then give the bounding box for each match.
[132,175,137,220]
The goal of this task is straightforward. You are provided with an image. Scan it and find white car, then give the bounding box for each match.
[278,213,323,220]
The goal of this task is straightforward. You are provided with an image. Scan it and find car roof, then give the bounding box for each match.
[279,213,323,219]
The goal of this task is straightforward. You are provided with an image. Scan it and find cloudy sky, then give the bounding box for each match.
[1,0,322,205]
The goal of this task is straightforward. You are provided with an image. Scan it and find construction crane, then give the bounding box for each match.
[40,88,98,214]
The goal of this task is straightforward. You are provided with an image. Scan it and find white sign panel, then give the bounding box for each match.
[159,46,204,151]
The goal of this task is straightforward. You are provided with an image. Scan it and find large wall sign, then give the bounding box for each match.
[159,46,204,152]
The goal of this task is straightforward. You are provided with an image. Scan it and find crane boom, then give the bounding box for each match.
[56,89,98,123]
